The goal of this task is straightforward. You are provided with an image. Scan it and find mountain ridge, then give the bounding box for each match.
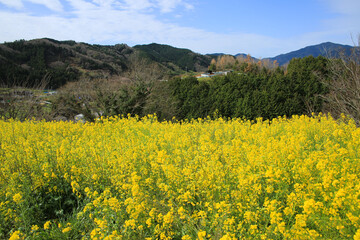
[267,42,354,65]
[213,42,355,66]
[0,38,356,89]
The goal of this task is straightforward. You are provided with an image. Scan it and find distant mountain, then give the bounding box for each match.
[207,53,259,62]
[232,42,354,66]
[268,42,354,65]
[206,53,226,58]
[133,43,211,72]
[234,53,259,62]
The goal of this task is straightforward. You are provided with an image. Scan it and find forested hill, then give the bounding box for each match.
[133,43,211,72]
[0,38,210,89]
[0,38,136,89]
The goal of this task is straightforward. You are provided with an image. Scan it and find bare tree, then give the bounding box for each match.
[143,79,179,121]
[126,53,166,84]
[321,36,360,123]
[51,54,168,121]
[0,73,50,120]
[124,53,169,116]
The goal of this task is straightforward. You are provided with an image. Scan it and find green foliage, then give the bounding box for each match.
[143,80,178,121]
[166,56,328,121]
[21,176,80,226]
[0,50,333,123]
[208,63,216,72]
[133,43,211,72]
[286,56,329,113]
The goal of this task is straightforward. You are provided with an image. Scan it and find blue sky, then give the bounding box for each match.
[0,0,359,57]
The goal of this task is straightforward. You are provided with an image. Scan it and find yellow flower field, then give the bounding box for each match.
[1,114,360,239]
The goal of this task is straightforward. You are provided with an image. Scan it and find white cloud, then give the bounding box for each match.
[0,1,308,57]
[121,0,154,11]
[0,0,23,9]
[0,0,358,57]
[324,0,360,15]
[155,0,193,13]
[318,0,360,41]
[92,0,115,6]
[77,0,193,13]
[0,2,274,56]
[25,0,64,12]
[66,0,98,11]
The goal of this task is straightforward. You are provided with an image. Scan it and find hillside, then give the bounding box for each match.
[0,38,134,89]
[133,43,211,72]
[0,39,210,89]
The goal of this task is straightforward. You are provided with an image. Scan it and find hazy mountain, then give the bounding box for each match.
[268,42,354,65]
[232,42,354,66]
[206,53,226,58]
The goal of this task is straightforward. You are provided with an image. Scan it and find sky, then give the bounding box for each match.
[0,0,359,58]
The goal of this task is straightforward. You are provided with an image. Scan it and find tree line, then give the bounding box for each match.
[2,50,360,124]
[168,56,328,120]
[44,55,329,122]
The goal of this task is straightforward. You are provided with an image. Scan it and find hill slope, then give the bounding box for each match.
[0,38,134,88]
[0,39,210,89]
[133,43,211,72]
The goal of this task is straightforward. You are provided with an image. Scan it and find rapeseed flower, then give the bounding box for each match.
[12,193,22,204]
[1,114,360,239]
[43,221,51,230]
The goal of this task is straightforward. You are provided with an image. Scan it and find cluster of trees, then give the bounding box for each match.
[209,54,279,72]
[170,56,328,120]
[133,43,211,72]
[47,55,328,122]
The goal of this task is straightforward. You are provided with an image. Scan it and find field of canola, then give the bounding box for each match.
[1,114,360,240]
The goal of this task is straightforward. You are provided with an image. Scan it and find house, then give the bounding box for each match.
[196,70,232,78]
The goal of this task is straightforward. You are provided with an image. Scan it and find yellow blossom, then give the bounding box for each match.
[44,221,51,230]
[12,193,23,204]
[354,229,360,240]
[31,225,39,231]
[62,227,71,233]
[9,231,22,240]
[1,114,360,239]
[197,230,206,240]
[182,235,192,240]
